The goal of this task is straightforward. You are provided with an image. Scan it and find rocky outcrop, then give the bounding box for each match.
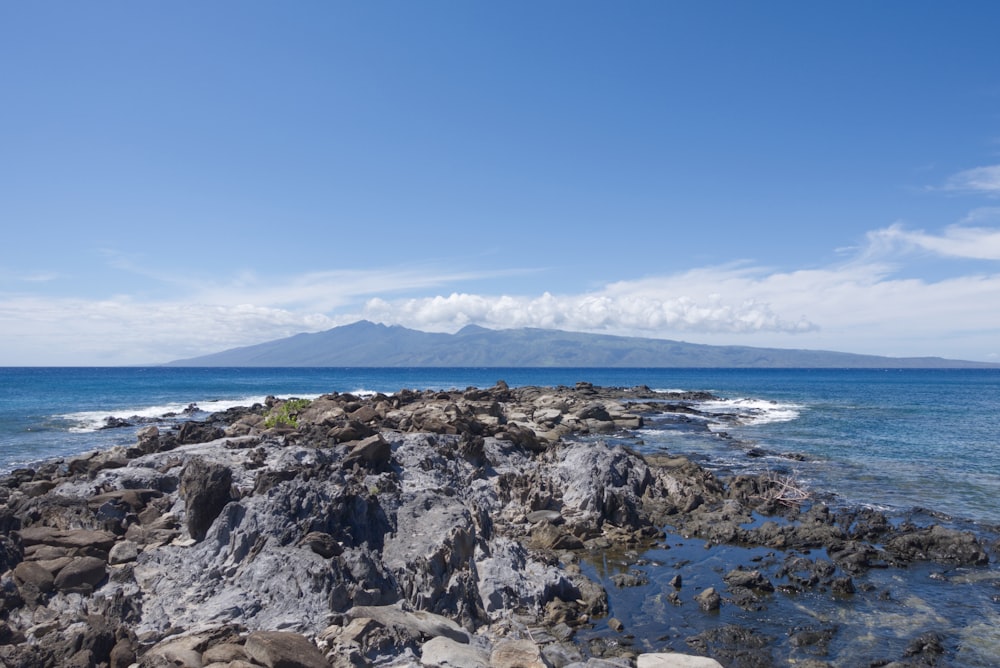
[0,382,993,667]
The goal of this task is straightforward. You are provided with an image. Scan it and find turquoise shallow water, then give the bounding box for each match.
[1,366,999,524]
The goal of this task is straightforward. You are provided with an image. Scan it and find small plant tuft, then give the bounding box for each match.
[263,398,312,429]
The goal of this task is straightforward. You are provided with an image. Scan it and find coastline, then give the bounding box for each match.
[0,382,997,666]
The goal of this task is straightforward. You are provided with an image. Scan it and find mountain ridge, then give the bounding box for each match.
[164,321,999,368]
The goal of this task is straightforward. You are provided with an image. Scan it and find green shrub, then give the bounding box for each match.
[263,398,312,429]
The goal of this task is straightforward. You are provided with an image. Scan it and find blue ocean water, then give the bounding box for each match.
[1,367,998,526]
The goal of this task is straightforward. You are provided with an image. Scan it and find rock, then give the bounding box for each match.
[723,568,774,592]
[302,531,343,558]
[141,634,207,668]
[347,605,471,645]
[202,643,249,663]
[109,639,136,668]
[530,521,584,551]
[490,638,546,668]
[180,457,233,541]
[342,434,391,470]
[637,654,724,668]
[885,525,989,565]
[420,635,490,668]
[694,587,721,612]
[16,526,117,552]
[109,539,140,564]
[53,556,107,592]
[12,560,55,594]
[608,617,625,632]
[244,631,330,668]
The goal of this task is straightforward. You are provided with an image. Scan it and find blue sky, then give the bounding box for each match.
[3,2,1000,365]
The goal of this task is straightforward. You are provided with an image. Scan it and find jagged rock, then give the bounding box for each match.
[244,630,330,668]
[342,434,392,470]
[180,457,233,541]
[885,525,989,565]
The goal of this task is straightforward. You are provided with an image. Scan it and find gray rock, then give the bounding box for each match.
[694,587,721,612]
[637,654,724,668]
[109,539,140,565]
[420,635,489,668]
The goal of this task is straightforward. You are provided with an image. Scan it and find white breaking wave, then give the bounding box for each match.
[61,394,323,433]
[699,397,802,426]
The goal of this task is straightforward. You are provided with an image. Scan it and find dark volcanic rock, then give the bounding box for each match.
[179,457,233,541]
[885,524,989,565]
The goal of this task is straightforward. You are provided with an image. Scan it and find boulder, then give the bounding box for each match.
[637,654,724,668]
[490,638,546,668]
[420,635,490,668]
[17,527,117,552]
[694,587,721,612]
[180,458,233,541]
[12,560,54,594]
[53,556,107,592]
[244,631,330,668]
[342,434,391,470]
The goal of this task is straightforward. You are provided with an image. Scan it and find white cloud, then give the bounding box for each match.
[943,165,1000,196]
[362,288,816,336]
[3,222,1000,364]
[865,222,1000,260]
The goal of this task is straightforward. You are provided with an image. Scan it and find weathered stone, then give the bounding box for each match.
[342,434,391,470]
[244,631,330,668]
[420,635,490,668]
[302,531,343,558]
[109,539,140,564]
[202,642,249,663]
[53,556,107,592]
[12,560,54,594]
[490,638,546,668]
[17,527,117,552]
[637,653,724,668]
[180,457,232,541]
[694,587,721,612]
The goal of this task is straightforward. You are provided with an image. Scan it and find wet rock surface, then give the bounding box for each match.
[0,382,995,666]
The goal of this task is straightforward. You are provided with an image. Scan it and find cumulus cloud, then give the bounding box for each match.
[362,289,816,335]
[3,221,1000,364]
[943,165,1000,196]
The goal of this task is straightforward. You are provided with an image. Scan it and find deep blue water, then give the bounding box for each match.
[1,367,999,525]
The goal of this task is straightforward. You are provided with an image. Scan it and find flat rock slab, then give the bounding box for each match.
[16,527,117,552]
[244,631,329,668]
[637,653,724,668]
[421,635,489,668]
[348,605,471,644]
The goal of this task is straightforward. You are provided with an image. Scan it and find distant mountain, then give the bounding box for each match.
[164,321,999,368]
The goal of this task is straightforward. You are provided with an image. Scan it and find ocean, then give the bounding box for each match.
[2,366,998,526]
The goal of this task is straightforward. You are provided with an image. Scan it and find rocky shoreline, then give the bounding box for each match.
[0,382,996,667]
